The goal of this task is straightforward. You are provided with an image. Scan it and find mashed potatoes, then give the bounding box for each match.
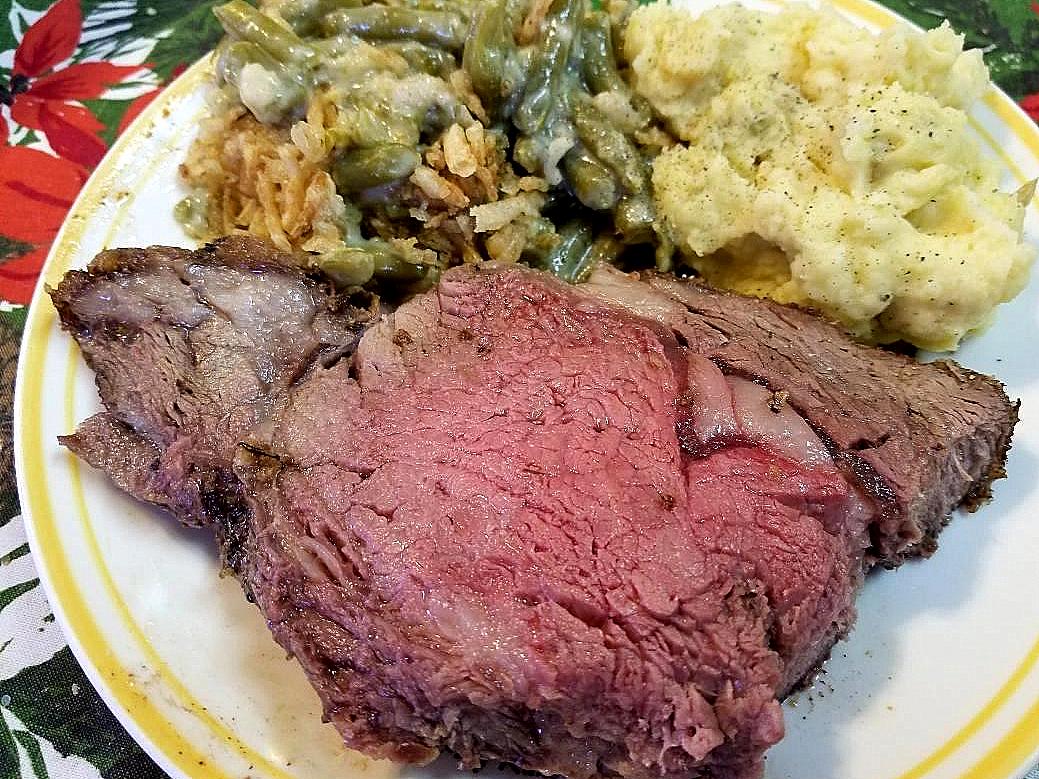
[625,3,1034,350]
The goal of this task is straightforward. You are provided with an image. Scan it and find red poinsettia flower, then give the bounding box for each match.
[0,0,154,303]
[1023,93,1039,122]
[0,143,88,302]
[3,0,144,168]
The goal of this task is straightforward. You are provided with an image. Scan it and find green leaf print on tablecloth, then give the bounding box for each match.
[12,730,51,779]
[0,648,166,779]
[0,579,39,612]
[0,239,33,267]
[128,2,224,78]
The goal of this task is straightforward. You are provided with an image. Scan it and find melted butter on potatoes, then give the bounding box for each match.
[625,3,1034,351]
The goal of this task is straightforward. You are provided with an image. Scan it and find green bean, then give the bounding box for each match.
[400,0,475,22]
[614,194,655,244]
[566,233,622,283]
[216,39,308,123]
[322,6,467,49]
[331,207,432,288]
[382,40,455,75]
[319,242,433,289]
[579,12,651,128]
[540,220,594,280]
[580,12,624,96]
[463,0,511,110]
[511,136,540,175]
[332,144,422,192]
[339,207,425,284]
[276,0,364,36]
[510,215,559,264]
[374,256,431,285]
[513,0,580,134]
[217,40,280,85]
[563,145,619,211]
[368,241,434,284]
[174,192,211,239]
[214,0,315,64]
[498,0,531,111]
[279,0,365,16]
[332,98,425,148]
[571,98,649,196]
[318,246,376,286]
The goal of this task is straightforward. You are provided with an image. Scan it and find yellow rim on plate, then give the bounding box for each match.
[14,1,1039,776]
[17,59,305,779]
[824,4,1039,776]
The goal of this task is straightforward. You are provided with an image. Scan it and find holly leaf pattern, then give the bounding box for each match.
[989,0,1035,47]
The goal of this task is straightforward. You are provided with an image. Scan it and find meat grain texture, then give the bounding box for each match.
[51,237,1018,779]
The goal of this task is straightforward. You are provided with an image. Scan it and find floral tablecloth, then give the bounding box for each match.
[0,1,1037,777]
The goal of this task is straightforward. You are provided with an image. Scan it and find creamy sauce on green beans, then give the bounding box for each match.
[182,0,663,292]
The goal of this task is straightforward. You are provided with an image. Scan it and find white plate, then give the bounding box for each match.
[14,1,1039,778]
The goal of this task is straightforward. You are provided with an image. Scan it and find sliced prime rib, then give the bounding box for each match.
[51,243,1017,779]
[52,236,376,561]
[580,272,1016,566]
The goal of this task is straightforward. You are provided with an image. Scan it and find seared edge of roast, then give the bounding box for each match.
[51,235,376,538]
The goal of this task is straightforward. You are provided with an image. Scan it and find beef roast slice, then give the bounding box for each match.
[580,268,1018,565]
[50,236,374,548]
[54,247,1017,779]
[229,265,1012,779]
